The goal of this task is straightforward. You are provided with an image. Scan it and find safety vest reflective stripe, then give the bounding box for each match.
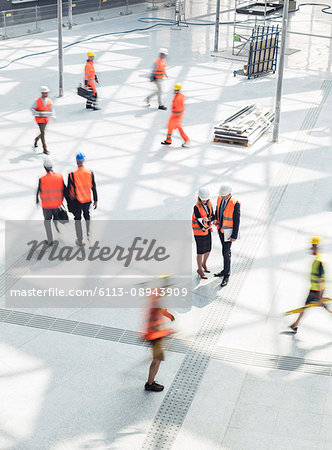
[40,173,64,209]
[72,167,93,203]
[310,255,325,290]
[35,97,52,123]
[192,201,213,236]
[153,58,166,79]
[84,61,95,82]
[216,196,239,233]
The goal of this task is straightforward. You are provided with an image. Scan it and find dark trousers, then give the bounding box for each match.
[73,201,91,243]
[43,208,59,243]
[35,122,48,150]
[218,231,232,277]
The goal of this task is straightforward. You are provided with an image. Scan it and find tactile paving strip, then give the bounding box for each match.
[0,307,331,377]
[141,80,332,450]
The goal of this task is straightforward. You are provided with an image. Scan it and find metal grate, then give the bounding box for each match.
[141,80,332,450]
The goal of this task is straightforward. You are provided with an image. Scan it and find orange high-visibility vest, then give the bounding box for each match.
[171,92,185,120]
[69,167,93,204]
[153,58,167,79]
[35,97,52,124]
[84,60,95,83]
[192,201,213,236]
[216,196,239,233]
[143,288,172,341]
[40,172,64,209]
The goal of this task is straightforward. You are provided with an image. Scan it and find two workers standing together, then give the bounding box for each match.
[192,184,240,287]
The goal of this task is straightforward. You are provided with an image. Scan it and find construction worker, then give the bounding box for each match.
[36,157,65,246]
[161,83,190,148]
[143,278,175,392]
[192,187,213,279]
[290,236,331,332]
[31,86,56,154]
[67,153,98,246]
[84,51,100,110]
[146,48,168,110]
[214,184,240,287]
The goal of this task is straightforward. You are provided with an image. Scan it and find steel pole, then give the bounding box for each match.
[68,0,72,29]
[272,0,289,143]
[214,0,221,52]
[57,0,64,97]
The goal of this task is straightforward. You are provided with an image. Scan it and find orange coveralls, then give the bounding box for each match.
[165,92,189,144]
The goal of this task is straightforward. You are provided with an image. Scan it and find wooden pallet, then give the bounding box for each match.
[213,137,249,147]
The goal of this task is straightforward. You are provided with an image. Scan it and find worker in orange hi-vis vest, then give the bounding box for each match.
[142,277,175,392]
[161,83,190,148]
[67,152,98,247]
[146,48,168,110]
[84,51,100,110]
[36,157,65,246]
[31,86,56,155]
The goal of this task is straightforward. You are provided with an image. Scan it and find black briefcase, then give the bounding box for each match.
[77,85,94,100]
[55,206,69,224]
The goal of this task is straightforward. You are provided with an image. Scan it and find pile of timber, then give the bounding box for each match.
[213,104,274,146]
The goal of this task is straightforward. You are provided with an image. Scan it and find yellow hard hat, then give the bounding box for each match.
[87,51,95,57]
[310,235,320,246]
[174,83,182,91]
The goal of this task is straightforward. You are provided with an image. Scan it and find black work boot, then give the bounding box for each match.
[158,105,167,110]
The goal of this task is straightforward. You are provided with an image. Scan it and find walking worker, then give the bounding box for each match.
[146,48,168,110]
[192,187,213,279]
[67,153,98,246]
[161,83,190,148]
[31,86,56,154]
[84,51,100,110]
[36,157,65,246]
[143,277,175,392]
[214,184,240,287]
[290,236,331,332]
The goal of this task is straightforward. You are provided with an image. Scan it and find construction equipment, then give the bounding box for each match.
[284,298,331,315]
[234,25,280,79]
[213,104,274,146]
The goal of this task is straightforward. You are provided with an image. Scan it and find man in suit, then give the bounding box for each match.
[214,184,240,287]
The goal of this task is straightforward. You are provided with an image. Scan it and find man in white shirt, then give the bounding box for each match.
[31,86,56,154]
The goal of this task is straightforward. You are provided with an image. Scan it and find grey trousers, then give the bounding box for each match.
[147,79,163,106]
[35,122,48,150]
[43,208,59,244]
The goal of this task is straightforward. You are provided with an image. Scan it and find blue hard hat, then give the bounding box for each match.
[76,152,86,161]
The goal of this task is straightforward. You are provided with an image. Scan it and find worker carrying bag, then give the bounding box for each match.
[77,84,95,100]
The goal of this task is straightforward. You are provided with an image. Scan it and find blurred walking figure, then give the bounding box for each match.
[84,51,100,110]
[192,187,213,279]
[67,153,98,246]
[146,48,168,110]
[161,83,190,147]
[36,157,65,246]
[143,277,175,392]
[214,184,240,287]
[290,236,331,333]
[31,86,56,154]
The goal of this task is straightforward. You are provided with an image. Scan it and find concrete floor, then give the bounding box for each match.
[0,0,332,448]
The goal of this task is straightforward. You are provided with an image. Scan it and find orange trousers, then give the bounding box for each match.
[165,116,189,144]
[87,81,97,95]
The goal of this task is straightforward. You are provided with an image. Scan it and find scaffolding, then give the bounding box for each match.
[232,0,281,55]
[171,0,188,29]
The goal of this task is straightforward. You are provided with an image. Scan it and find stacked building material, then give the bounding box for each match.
[213,104,274,146]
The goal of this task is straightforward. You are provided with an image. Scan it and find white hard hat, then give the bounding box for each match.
[43,156,53,168]
[198,187,210,201]
[219,183,232,196]
[159,47,168,55]
[40,85,50,93]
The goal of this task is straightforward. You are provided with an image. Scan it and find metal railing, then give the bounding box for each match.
[0,0,145,39]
